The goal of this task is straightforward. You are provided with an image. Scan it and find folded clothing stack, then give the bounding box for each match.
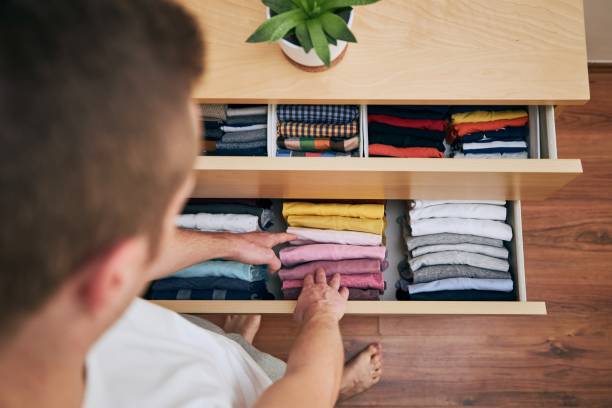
[278,202,387,300]
[448,106,529,159]
[201,104,268,156]
[145,261,273,300]
[276,105,360,157]
[367,105,449,158]
[145,199,275,300]
[396,200,515,301]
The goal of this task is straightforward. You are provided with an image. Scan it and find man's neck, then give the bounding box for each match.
[0,315,88,408]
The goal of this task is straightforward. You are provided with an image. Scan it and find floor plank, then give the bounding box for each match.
[203,68,612,406]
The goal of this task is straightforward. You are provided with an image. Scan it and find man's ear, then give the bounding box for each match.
[74,236,149,315]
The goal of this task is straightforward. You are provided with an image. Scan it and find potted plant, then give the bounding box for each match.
[247,0,380,70]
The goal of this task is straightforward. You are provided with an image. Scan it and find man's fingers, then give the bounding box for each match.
[330,273,341,290]
[339,286,349,300]
[266,253,282,273]
[266,232,298,247]
[315,268,327,284]
[303,273,314,288]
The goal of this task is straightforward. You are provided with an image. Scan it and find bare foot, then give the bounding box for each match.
[223,315,262,344]
[339,343,383,402]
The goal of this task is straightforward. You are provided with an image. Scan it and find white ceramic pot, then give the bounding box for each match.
[266,7,354,67]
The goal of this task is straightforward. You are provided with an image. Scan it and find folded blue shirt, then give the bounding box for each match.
[172,261,268,282]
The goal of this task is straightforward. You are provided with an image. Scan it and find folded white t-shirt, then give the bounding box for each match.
[410,200,506,209]
[177,213,259,233]
[410,217,513,241]
[84,299,271,408]
[408,277,514,294]
[409,203,507,221]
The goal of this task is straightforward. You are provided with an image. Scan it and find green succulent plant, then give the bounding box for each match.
[246,0,380,67]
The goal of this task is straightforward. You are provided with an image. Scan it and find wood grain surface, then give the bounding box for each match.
[178,0,589,104]
[191,157,583,201]
[195,68,612,407]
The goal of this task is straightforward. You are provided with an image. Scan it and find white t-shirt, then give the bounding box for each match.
[83,299,272,408]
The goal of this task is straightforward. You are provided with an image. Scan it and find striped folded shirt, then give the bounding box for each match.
[277,135,359,152]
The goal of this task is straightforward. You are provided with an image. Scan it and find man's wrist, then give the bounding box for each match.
[300,302,341,326]
[211,232,239,260]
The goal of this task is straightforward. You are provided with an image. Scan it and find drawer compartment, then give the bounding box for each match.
[151,200,546,316]
[192,106,581,201]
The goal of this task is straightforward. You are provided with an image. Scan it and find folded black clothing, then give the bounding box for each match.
[213,147,267,156]
[368,132,445,151]
[449,105,527,114]
[368,122,446,141]
[457,126,528,143]
[146,288,275,300]
[182,202,274,229]
[227,104,266,109]
[204,120,223,129]
[151,277,267,292]
[368,105,449,120]
[224,114,268,126]
[186,197,273,209]
[396,289,516,301]
[203,128,224,140]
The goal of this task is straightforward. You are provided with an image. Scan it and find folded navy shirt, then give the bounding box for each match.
[151,277,267,292]
[448,105,527,114]
[368,122,446,141]
[368,105,449,120]
[458,126,528,143]
[146,288,275,300]
[396,288,516,301]
[212,147,268,156]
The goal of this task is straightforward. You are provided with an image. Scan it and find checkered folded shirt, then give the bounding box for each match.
[277,121,358,138]
[277,105,359,124]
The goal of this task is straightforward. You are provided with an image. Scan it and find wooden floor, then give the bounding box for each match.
[205,67,612,407]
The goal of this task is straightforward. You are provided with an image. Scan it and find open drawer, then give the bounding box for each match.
[152,200,546,316]
[193,106,581,201]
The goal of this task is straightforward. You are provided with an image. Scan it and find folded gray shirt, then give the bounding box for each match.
[404,232,504,251]
[408,250,509,272]
[412,243,508,259]
[400,263,512,283]
[220,128,267,143]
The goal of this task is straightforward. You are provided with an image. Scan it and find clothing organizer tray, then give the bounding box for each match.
[194,105,581,200]
[152,200,545,315]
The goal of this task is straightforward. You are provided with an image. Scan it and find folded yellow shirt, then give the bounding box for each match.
[283,202,385,220]
[451,110,528,125]
[286,215,384,235]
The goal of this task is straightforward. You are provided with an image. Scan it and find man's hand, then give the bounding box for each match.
[224,232,296,273]
[294,269,349,324]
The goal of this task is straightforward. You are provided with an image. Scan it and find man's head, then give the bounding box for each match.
[0,0,203,343]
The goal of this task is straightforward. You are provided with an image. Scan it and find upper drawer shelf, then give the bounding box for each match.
[192,156,581,200]
[179,0,589,105]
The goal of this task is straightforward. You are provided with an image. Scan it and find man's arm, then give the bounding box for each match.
[254,269,349,408]
[148,228,295,280]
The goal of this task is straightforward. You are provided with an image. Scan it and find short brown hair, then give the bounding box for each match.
[0,0,204,337]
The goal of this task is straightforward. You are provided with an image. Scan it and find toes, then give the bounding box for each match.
[368,343,381,356]
[372,355,382,369]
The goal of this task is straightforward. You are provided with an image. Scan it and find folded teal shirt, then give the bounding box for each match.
[173,261,267,282]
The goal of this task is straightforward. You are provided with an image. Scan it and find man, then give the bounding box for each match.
[0,1,383,407]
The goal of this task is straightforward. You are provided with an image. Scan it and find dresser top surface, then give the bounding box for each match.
[179,0,589,105]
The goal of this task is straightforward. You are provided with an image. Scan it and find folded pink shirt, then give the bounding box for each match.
[281,273,385,291]
[279,244,387,267]
[278,259,388,281]
[287,227,382,246]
